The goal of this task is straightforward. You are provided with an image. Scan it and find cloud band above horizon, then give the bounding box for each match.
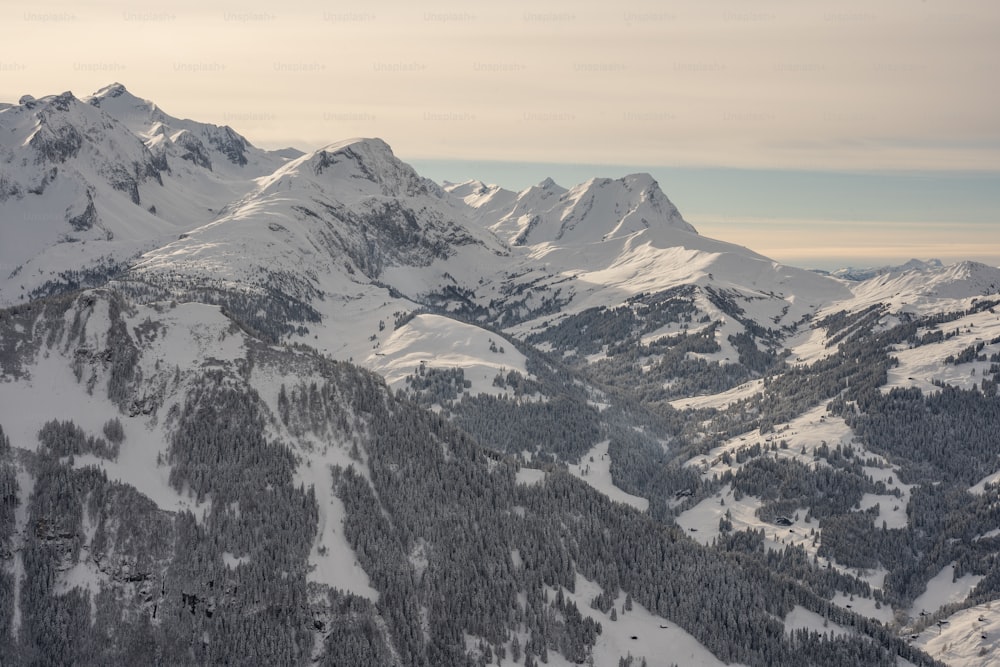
[2,0,998,172]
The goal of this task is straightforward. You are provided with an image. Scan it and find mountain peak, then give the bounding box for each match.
[443,179,491,198]
[92,82,130,99]
[622,172,657,189]
[315,137,396,167]
[86,82,158,113]
[28,90,79,112]
[469,171,696,247]
[83,84,292,174]
[84,83,162,132]
[329,136,390,151]
[553,172,697,241]
[289,137,442,199]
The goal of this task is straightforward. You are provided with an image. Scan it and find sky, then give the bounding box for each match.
[1,0,998,270]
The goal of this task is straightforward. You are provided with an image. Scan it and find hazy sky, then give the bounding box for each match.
[2,0,998,269]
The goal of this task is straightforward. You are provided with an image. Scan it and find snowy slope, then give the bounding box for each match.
[444,179,520,229]
[884,306,1000,394]
[841,261,1000,314]
[910,600,1000,667]
[558,573,736,667]
[121,137,513,372]
[566,440,649,512]
[910,564,983,619]
[86,83,299,238]
[448,176,854,376]
[367,313,528,395]
[449,172,850,342]
[0,290,383,631]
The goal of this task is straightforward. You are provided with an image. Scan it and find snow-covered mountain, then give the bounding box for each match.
[0,90,169,301]
[134,136,502,286]
[119,136,510,347]
[1,84,848,364]
[86,82,297,180]
[84,116,846,373]
[0,85,298,307]
[844,260,1000,312]
[3,85,999,667]
[450,172,695,246]
[828,258,945,282]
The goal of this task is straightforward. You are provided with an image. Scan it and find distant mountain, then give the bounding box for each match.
[449,172,695,246]
[826,258,945,282]
[836,260,1000,315]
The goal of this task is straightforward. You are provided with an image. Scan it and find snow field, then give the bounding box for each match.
[555,574,735,667]
[883,308,1000,395]
[368,313,530,396]
[515,467,546,487]
[291,441,379,602]
[669,378,765,410]
[784,605,853,640]
[910,564,984,621]
[684,405,855,482]
[676,481,895,624]
[566,440,648,512]
[911,600,1000,667]
[465,572,734,667]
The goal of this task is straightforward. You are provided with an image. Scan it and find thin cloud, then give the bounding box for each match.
[2,0,997,171]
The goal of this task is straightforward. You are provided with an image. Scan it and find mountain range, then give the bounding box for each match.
[2,84,1000,666]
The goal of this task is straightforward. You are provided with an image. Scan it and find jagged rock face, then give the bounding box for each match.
[308,139,437,199]
[28,110,84,164]
[170,130,213,171]
[206,125,248,167]
[67,193,97,231]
